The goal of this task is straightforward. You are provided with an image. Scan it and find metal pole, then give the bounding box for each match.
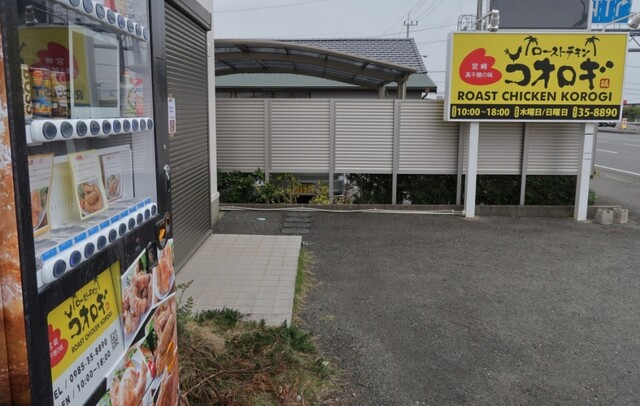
[574,124,595,221]
[465,122,480,217]
[476,0,484,30]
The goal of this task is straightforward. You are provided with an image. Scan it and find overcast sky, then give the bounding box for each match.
[214,0,640,103]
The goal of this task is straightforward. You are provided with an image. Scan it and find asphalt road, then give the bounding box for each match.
[595,129,640,176]
[591,169,640,222]
[213,207,640,405]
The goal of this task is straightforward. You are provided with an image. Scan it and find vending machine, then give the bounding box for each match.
[0,1,179,404]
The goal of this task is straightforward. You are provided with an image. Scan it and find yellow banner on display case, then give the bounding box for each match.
[47,266,124,406]
[445,32,628,121]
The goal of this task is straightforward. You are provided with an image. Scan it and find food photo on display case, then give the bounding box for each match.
[153,239,175,303]
[151,294,177,377]
[100,343,151,406]
[28,153,54,236]
[100,150,125,203]
[69,150,110,219]
[121,251,153,346]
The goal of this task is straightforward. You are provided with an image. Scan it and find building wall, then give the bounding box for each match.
[195,0,219,224]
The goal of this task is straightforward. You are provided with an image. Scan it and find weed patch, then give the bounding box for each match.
[177,251,336,405]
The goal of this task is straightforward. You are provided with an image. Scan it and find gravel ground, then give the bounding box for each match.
[213,205,640,405]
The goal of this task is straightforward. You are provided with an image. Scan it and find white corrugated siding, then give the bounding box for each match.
[398,100,458,174]
[526,123,583,175]
[463,123,524,174]
[270,100,331,172]
[335,100,395,173]
[216,99,266,171]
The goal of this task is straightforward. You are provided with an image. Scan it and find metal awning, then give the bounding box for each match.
[214,39,417,91]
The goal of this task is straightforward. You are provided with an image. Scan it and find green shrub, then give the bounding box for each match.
[218,169,300,204]
[220,170,594,206]
[347,174,392,204]
[397,175,457,204]
[475,175,521,205]
[309,182,331,204]
[525,175,576,205]
[217,169,262,203]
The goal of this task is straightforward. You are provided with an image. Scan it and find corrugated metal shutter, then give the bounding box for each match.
[398,100,458,174]
[216,100,266,171]
[463,123,524,174]
[270,100,330,173]
[526,123,583,175]
[166,3,210,270]
[335,100,395,173]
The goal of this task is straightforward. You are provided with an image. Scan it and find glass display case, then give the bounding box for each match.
[18,0,159,289]
[3,1,180,405]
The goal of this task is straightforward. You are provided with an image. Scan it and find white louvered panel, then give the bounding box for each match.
[526,123,583,175]
[270,100,331,172]
[398,100,459,174]
[462,122,524,174]
[216,99,266,171]
[335,100,395,173]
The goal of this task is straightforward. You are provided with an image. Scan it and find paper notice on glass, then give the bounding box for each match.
[100,152,124,203]
[28,154,54,236]
[68,150,109,220]
[168,97,176,136]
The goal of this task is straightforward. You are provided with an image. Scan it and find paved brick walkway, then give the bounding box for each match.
[176,234,301,325]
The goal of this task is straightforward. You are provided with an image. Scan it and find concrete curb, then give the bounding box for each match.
[221,203,623,219]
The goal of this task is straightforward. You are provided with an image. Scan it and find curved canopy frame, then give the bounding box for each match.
[214,39,417,90]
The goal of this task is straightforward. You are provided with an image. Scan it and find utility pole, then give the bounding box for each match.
[404,11,418,38]
[476,0,484,30]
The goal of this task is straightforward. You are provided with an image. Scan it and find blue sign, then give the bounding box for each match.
[592,0,633,23]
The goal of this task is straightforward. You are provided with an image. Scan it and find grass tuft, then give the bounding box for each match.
[177,249,337,405]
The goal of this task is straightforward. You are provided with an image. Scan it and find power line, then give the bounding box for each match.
[415,39,448,45]
[403,22,458,35]
[410,0,430,15]
[367,22,456,39]
[215,0,326,14]
[414,0,446,22]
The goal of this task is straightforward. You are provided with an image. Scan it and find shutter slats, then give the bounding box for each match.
[166,4,211,270]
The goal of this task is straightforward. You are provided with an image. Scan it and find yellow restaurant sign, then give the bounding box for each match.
[48,266,124,406]
[445,32,628,122]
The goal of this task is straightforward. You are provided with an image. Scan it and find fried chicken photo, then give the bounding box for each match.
[109,359,148,406]
[78,182,103,214]
[122,268,153,336]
